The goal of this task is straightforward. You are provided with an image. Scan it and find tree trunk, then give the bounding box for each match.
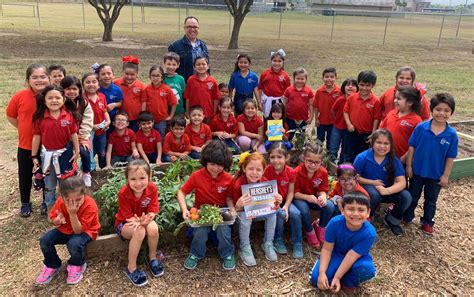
[228,15,245,49]
[102,20,113,41]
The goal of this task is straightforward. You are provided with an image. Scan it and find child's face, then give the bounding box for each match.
[338,173,357,192]
[139,120,153,133]
[219,103,232,117]
[243,159,264,183]
[127,166,150,196]
[271,57,284,72]
[194,59,209,75]
[44,90,65,113]
[372,135,390,157]
[190,109,204,125]
[83,75,99,94]
[219,87,229,98]
[271,110,282,120]
[171,125,185,138]
[344,82,357,96]
[123,67,138,85]
[244,104,257,118]
[269,150,287,172]
[114,115,129,130]
[432,103,452,124]
[64,85,80,100]
[294,73,307,88]
[394,92,412,113]
[49,70,65,86]
[323,72,336,87]
[64,191,85,209]
[28,68,49,94]
[358,82,374,97]
[150,69,163,86]
[342,201,369,230]
[238,57,250,71]
[304,152,323,174]
[396,71,413,88]
[164,59,179,75]
[99,66,114,86]
[206,162,224,178]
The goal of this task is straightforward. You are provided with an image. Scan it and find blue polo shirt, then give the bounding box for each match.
[228,70,259,96]
[409,120,458,180]
[354,148,405,186]
[99,83,123,119]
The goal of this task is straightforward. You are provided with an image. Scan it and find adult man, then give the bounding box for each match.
[168,16,209,83]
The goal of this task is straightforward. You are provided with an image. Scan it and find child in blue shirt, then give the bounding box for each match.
[228,54,260,115]
[310,191,376,294]
[354,129,412,236]
[404,93,458,235]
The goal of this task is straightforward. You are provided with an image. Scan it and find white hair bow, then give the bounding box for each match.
[270,49,286,59]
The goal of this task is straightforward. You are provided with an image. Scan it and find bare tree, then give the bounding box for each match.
[88,0,130,41]
[224,0,254,49]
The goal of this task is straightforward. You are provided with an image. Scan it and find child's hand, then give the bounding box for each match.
[52,210,66,225]
[274,193,283,206]
[317,194,327,207]
[373,179,385,187]
[194,147,202,153]
[315,119,320,127]
[104,165,111,170]
[222,132,230,139]
[182,209,190,220]
[330,277,341,293]
[155,159,162,166]
[236,193,252,210]
[32,158,40,172]
[132,150,140,159]
[282,205,289,222]
[126,215,141,230]
[70,152,79,164]
[438,175,449,187]
[309,195,319,204]
[317,273,330,290]
[216,131,225,139]
[347,124,355,132]
[306,117,313,125]
[256,134,264,142]
[165,116,172,121]
[265,130,270,136]
[65,197,80,215]
[375,186,391,196]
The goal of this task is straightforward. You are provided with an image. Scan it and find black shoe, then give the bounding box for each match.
[40,202,48,216]
[148,258,164,277]
[20,203,32,218]
[384,216,404,236]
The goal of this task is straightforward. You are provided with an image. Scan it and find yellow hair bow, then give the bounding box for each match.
[238,151,251,166]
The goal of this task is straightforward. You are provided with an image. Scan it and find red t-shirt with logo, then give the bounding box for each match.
[183,75,221,119]
[184,123,212,147]
[331,95,347,130]
[380,110,422,157]
[343,92,382,133]
[32,109,77,150]
[143,83,177,123]
[135,129,162,154]
[263,165,295,201]
[86,92,108,136]
[294,163,329,195]
[108,128,136,157]
[258,68,291,97]
[236,114,264,134]
[313,85,341,125]
[114,78,145,121]
[284,85,314,121]
[114,182,159,227]
[163,132,191,154]
[209,113,239,136]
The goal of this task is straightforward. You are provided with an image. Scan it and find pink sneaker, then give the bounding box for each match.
[315,226,326,243]
[66,263,87,285]
[305,229,320,249]
[36,266,60,285]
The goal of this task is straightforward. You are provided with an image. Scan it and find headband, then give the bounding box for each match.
[270,49,286,59]
[338,164,355,171]
[265,141,292,152]
[122,55,140,65]
[91,63,100,74]
[414,82,427,96]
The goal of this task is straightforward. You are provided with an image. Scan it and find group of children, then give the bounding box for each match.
[6,50,458,292]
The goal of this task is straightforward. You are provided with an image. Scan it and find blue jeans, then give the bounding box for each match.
[190,225,234,259]
[154,121,167,141]
[238,211,276,247]
[190,150,201,160]
[92,133,107,169]
[79,145,91,173]
[328,127,348,164]
[292,199,336,231]
[146,152,158,163]
[345,131,371,163]
[214,138,240,155]
[286,118,308,142]
[275,204,302,244]
[310,252,376,288]
[39,228,92,268]
[43,142,73,207]
[317,124,333,149]
[364,185,412,225]
[404,175,442,226]
[129,120,140,133]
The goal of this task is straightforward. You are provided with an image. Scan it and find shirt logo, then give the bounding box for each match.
[332,93,339,98]
[280,180,289,186]
[160,91,168,97]
[248,78,255,84]
[200,133,206,139]
[366,103,374,109]
[217,186,227,193]
[400,120,414,128]
[110,95,117,100]
[279,75,285,82]
[149,137,155,142]
[313,178,322,186]
[124,137,130,143]
[133,87,141,94]
[98,102,104,108]
[301,93,308,97]
[440,138,450,145]
[141,197,151,207]
[60,120,71,127]
[227,123,234,128]
[207,83,214,90]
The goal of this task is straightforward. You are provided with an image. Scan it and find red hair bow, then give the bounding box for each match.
[122,55,139,65]
[414,82,427,97]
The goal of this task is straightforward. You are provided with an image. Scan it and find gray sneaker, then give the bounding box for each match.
[292,243,304,259]
[83,173,92,187]
[261,241,278,262]
[239,245,256,266]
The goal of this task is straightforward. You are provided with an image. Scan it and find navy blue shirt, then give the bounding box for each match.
[99,84,123,119]
[228,70,259,96]
[354,148,405,186]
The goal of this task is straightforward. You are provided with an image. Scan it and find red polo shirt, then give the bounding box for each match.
[329,182,369,200]
[163,132,191,154]
[380,110,422,157]
[86,92,108,136]
[6,88,38,150]
[33,109,77,150]
[263,165,295,201]
[331,95,347,130]
[230,175,268,205]
[143,83,177,123]
[236,114,264,134]
[313,84,341,125]
[185,123,212,147]
[183,75,221,119]
[343,92,382,133]
[50,195,101,240]
[209,113,239,136]
[135,129,162,154]
[114,78,145,121]
[294,163,329,195]
[108,128,136,157]
[380,85,430,120]
[284,85,314,121]
[180,168,233,208]
[114,182,159,227]
[258,68,291,97]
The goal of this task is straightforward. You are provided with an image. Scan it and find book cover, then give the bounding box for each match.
[267,119,283,141]
[241,180,278,219]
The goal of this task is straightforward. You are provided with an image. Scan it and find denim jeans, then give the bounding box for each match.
[146,152,158,163]
[79,145,91,173]
[189,150,201,160]
[286,118,308,142]
[233,93,253,116]
[310,252,376,288]
[404,175,442,226]
[43,143,73,207]
[154,121,167,141]
[292,199,335,231]
[317,124,333,149]
[39,228,92,268]
[275,204,302,244]
[363,185,412,225]
[92,133,107,169]
[220,138,240,155]
[328,127,348,164]
[345,131,371,163]
[190,225,234,259]
[238,211,276,247]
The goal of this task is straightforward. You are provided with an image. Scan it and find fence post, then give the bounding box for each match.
[278,9,283,39]
[82,0,86,29]
[186,7,189,17]
[141,0,145,24]
[329,12,335,42]
[455,10,463,39]
[131,0,134,32]
[178,4,181,33]
[382,16,389,45]
[36,0,41,27]
[229,13,231,37]
[437,13,445,47]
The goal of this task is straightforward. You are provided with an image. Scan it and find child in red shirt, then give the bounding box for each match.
[185,105,212,159]
[236,99,265,153]
[258,49,291,117]
[162,116,191,162]
[177,141,235,270]
[105,111,139,168]
[209,97,240,154]
[142,65,177,140]
[183,56,221,122]
[136,111,163,165]
[314,67,341,149]
[115,160,163,286]
[31,85,80,209]
[48,64,66,86]
[36,176,100,285]
[343,70,382,162]
[264,102,291,149]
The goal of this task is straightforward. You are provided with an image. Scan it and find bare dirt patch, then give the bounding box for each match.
[74,38,168,50]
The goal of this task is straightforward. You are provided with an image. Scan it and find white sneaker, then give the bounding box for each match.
[83,173,92,187]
